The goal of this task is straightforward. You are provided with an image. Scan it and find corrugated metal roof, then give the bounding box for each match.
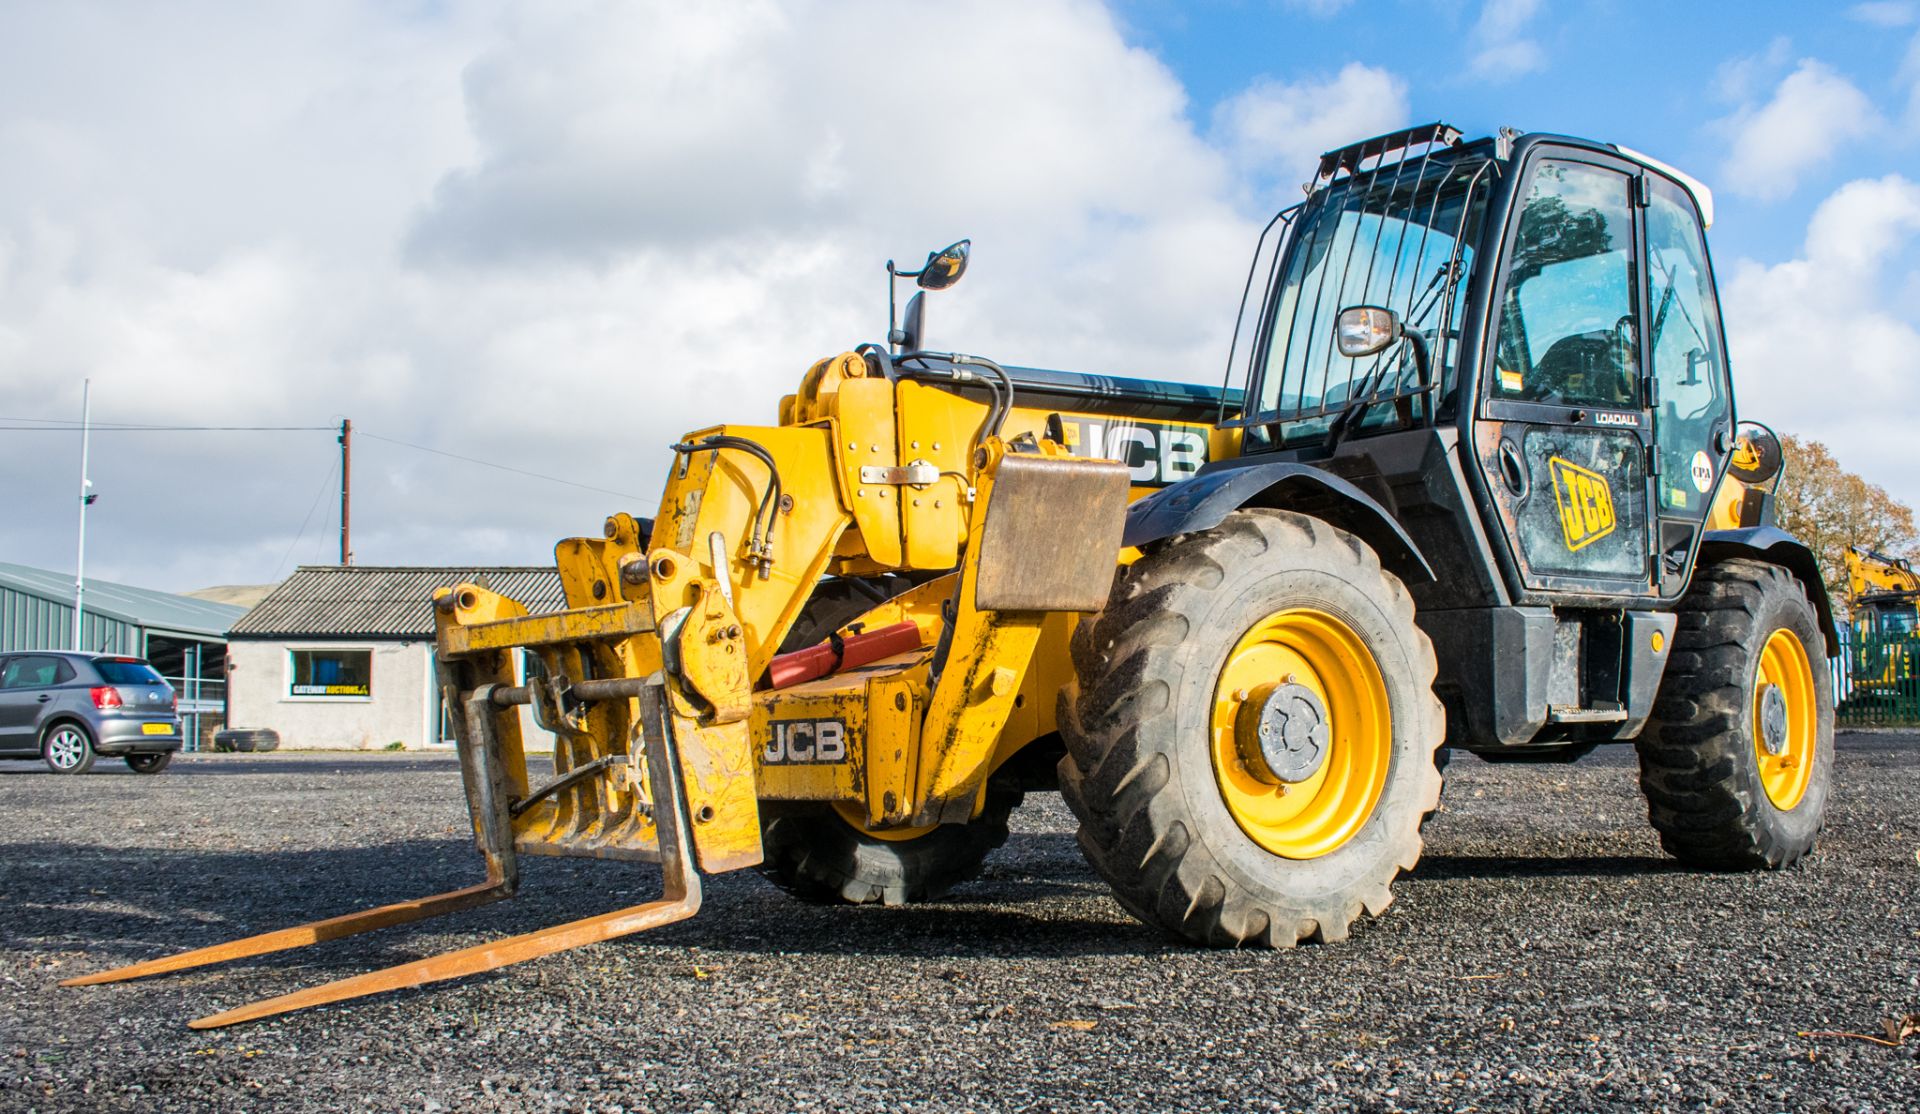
[230,566,566,639]
[0,561,248,638]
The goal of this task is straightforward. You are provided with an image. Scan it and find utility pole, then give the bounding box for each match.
[73,379,94,650]
[339,418,353,565]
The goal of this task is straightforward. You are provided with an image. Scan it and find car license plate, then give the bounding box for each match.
[142,722,174,736]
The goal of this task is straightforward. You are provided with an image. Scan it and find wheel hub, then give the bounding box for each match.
[1757,683,1788,756]
[1235,681,1330,784]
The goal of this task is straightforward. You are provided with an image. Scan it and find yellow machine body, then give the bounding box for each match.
[437,351,1168,867]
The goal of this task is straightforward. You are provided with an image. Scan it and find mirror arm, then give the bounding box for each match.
[886,260,903,352]
[1404,329,1434,394]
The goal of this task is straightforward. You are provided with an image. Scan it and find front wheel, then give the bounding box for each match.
[1636,560,1833,869]
[42,723,97,774]
[1060,508,1444,947]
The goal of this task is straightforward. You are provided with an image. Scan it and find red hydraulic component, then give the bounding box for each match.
[767,620,921,689]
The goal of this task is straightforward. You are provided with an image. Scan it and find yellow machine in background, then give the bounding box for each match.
[1846,546,1920,621]
[1843,546,1920,696]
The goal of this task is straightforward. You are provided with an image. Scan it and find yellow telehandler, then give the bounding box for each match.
[1842,546,1919,702]
[67,123,1837,1028]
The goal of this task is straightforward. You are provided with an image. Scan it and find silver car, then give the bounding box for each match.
[0,652,183,773]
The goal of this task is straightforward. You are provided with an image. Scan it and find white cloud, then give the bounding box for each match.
[1283,0,1354,14]
[0,0,1310,591]
[1723,175,1920,510]
[1712,35,1793,104]
[1211,63,1410,188]
[1468,0,1546,82]
[1848,1,1916,27]
[1719,60,1879,201]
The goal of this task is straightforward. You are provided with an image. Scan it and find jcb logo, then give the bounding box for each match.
[1057,417,1208,487]
[1549,457,1616,551]
[764,719,848,765]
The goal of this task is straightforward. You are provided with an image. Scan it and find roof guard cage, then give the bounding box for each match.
[1316,122,1465,183]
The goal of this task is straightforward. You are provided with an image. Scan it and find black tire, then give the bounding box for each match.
[1636,559,1833,869]
[41,722,97,775]
[213,728,279,753]
[125,752,173,774]
[756,784,1023,905]
[1060,508,1444,947]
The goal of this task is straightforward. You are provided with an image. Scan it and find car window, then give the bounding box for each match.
[1,655,65,689]
[94,659,165,685]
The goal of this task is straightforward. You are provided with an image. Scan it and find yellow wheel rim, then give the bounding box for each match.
[1209,608,1392,860]
[831,801,938,843]
[1752,627,1815,811]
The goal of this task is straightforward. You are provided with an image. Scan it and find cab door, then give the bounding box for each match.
[1642,174,1733,597]
[1472,151,1657,598]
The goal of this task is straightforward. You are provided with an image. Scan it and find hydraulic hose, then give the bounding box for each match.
[669,434,784,577]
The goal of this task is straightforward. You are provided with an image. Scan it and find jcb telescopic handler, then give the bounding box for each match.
[1842,545,1919,701]
[68,123,1836,1028]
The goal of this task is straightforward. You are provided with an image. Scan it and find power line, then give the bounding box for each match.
[0,420,333,431]
[275,454,339,580]
[356,430,648,501]
[3,412,646,501]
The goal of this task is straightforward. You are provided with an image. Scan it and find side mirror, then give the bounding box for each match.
[915,240,970,290]
[1334,306,1400,358]
[887,238,971,353]
[1726,421,1783,485]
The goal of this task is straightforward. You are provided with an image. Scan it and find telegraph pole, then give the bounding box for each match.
[72,379,94,650]
[339,418,353,565]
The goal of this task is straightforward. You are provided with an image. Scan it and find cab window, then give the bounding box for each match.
[1492,159,1639,409]
[1645,176,1730,515]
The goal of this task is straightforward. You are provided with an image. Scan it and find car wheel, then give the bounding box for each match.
[126,752,172,774]
[42,723,97,774]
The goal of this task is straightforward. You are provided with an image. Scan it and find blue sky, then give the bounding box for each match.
[1121,0,1919,264]
[1,1,1917,590]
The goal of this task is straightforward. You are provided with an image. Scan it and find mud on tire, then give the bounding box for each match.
[1636,559,1833,869]
[1059,508,1444,947]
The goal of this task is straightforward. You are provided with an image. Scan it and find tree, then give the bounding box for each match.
[1773,433,1919,609]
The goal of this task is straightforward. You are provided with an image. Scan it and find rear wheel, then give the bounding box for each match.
[756,785,1022,905]
[126,752,173,774]
[1060,509,1443,946]
[42,723,96,775]
[1636,559,1832,868]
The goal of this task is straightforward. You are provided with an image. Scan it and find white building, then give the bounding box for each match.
[226,566,564,751]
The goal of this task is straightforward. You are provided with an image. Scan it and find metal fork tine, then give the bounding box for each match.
[64,682,527,990]
[187,879,701,1029]
[183,675,699,1029]
[58,879,513,987]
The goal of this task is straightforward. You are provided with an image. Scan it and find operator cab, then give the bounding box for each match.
[1216,124,1755,752]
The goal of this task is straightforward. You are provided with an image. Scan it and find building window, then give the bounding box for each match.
[289,649,372,697]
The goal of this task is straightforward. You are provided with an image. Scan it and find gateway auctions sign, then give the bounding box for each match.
[291,683,370,697]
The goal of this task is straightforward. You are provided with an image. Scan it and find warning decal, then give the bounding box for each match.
[1690,450,1715,494]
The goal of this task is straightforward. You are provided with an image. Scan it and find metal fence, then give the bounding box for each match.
[1834,631,1920,727]
[164,675,225,752]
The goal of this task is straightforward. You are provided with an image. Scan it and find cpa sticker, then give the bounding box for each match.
[1690,451,1714,494]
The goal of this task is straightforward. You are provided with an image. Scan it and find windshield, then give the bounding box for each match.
[95,658,165,685]
[1252,155,1490,437]
[1876,607,1918,638]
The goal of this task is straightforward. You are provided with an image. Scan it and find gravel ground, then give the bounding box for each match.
[1,735,1916,1113]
